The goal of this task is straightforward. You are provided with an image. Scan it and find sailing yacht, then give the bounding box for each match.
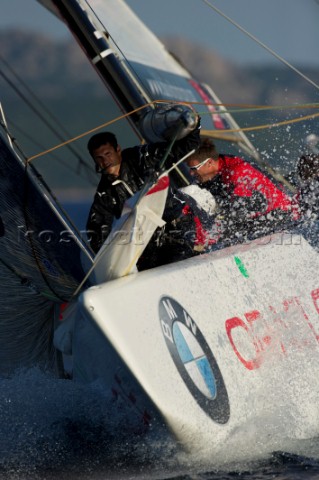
[1,0,319,460]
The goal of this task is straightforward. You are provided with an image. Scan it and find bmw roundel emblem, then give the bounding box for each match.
[159,295,230,424]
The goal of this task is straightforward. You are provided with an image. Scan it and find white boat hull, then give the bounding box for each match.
[63,232,319,460]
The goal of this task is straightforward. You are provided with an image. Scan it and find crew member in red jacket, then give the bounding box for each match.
[186,139,294,244]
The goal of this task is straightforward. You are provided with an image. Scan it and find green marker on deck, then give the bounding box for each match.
[234,256,249,278]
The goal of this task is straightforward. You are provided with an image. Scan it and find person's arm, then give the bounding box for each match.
[129,118,201,175]
[216,190,268,240]
[230,191,268,218]
[227,164,269,219]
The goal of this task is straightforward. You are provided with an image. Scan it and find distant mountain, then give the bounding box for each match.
[1,30,318,194]
[0,29,106,100]
[164,36,319,107]
[1,29,318,105]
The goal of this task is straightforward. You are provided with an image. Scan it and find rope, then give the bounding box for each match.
[25,102,319,164]
[7,115,97,185]
[198,104,319,117]
[222,111,319,134]
[69,126,189,299]
[200,0,319,91]
[155,99,319,111]
[0,67,91,170]
[26,103,154,163]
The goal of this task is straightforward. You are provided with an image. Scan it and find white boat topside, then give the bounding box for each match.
[70,232,319,461]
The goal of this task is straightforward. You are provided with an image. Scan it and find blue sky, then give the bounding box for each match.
[1,0,319,66]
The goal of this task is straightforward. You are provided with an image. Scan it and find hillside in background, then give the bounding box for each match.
[1,29,319,195]
[2,30,319,104]
[165,37,319,107]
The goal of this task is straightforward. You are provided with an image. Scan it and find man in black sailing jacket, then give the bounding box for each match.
[86,120,201,260]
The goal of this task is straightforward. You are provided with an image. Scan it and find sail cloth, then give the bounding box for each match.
[0,134,93,303]
[0,133,93,373]
[0,261,56,375]
[92,175,169,283]
[36,0,257,158]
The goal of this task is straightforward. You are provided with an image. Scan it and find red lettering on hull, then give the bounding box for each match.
[226,288,319,370]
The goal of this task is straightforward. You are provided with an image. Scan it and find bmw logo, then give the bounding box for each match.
[159,295,230,424]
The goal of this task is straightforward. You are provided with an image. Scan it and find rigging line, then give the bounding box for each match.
[214,111,319,134]
[26,102,155,163]
[85,1,153,106]
[0,113,32,162]
[159,124,185,171]
[0,103,12,148]
[137,122,186,199]
[0,55,89,168]
[197,109,313,119]
[27,107,319,164]
[7,116,97,186]
[120,166,197,276]
[1,117,92,207]
[74,125,185,294]
[200,0,319,91]
[70,147,195,300]
[156,99,319,110]
[204,104,319,115]
[197,104,319,116]
[157,99,319,127]
[0,68,91,170]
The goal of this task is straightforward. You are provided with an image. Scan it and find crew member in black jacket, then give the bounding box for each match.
[86,121,200,256]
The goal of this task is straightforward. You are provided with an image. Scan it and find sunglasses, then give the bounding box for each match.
[189,157,211,171]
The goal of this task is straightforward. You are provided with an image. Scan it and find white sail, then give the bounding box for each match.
[36,0,258,158]
[92,174,169,283]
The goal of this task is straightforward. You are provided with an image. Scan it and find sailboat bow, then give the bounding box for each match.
[1,0,318,459]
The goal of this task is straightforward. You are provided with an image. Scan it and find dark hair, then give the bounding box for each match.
[188,137,219,162]
[297,153,319,180]
[87,131,118,155]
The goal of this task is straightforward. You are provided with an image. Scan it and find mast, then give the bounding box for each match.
[49,0,197,143]
[38,0,295,191]
[50,0,151,128]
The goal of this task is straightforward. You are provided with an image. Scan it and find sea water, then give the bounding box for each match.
[1,202,319,480]
[1,367,319,480]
